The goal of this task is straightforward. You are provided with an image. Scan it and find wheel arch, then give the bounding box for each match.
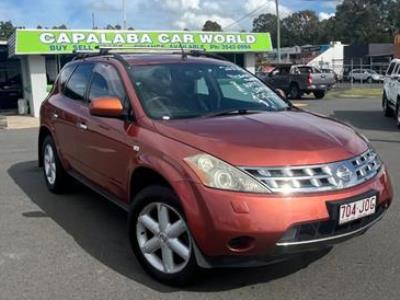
[38,125,52,167]
[129,166,174,204]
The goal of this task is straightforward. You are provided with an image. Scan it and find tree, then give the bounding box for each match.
[0,21,14,40]
[252,13,278,46]
[282,10,321,46]
[52,24,67,29]
[318,17,338,44]
[334,0,393,43]
[202,20,222,32]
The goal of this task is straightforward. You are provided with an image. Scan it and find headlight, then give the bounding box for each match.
[184,154,270,193]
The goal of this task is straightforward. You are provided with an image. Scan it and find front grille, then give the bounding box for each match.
[278,205,385,244]
[241,149,382,194]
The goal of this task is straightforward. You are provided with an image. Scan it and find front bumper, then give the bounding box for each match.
[178,168,393,267]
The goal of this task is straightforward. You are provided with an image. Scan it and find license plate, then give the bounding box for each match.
[319,85,326,89]
[339,196,377,225]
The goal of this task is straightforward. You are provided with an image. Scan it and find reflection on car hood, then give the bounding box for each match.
[154,111,368,167]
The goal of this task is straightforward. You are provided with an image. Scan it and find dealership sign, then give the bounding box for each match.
[11,29,272,55]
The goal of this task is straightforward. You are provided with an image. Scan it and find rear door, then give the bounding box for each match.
[390,63,400,105]
[48,63,81,167]
[384,62,395,102]
[267,66,291,91]
[54,63,94,170]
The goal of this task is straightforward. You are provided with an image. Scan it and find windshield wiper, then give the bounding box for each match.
[201,108,264,118]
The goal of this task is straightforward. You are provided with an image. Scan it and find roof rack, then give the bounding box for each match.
[71,46,228,67]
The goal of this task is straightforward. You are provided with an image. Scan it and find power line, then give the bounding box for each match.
[224,2,270,30]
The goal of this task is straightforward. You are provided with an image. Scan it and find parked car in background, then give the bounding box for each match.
[383,58,400,128]
[39,51,393,286]
[348,69,384,83]
[264,64,336,99]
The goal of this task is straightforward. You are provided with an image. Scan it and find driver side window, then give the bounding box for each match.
[88,63,126,104]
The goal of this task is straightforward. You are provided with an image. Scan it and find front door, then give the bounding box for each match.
[77,62,134,200]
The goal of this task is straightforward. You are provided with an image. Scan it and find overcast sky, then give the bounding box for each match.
[0,0,340,31]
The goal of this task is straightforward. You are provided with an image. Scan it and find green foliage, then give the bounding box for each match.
[202,20,223,32]
[252,0,400,46]
[0,21,14,40]
[282,10,320,46]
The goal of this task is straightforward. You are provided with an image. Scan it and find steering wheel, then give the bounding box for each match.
[146,96,172,115]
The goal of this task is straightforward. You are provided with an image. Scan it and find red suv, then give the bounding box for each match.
[39,51,393,286]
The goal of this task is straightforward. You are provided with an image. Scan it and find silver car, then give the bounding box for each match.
[348,69,384,83]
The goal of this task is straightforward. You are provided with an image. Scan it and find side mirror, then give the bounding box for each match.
[89,97,123,118]
[276,89,287,100]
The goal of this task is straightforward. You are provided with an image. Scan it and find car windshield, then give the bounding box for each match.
[129,62,289,120]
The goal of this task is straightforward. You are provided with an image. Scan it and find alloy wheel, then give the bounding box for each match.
[136,202,192,274]
[44,144,56,185]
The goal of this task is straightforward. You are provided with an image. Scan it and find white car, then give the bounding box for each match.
[349,69,383,83]
[383,59,400,128]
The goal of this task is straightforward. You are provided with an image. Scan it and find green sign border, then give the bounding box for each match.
[12,29,272,55]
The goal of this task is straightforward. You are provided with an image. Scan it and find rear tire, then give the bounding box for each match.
[396,103,400,129]
[42,135,69,194]
[383,93,394,117]
[288,83,301,99]
[129,186,200,286]
[313,91,326,99]
[367,77,373,84]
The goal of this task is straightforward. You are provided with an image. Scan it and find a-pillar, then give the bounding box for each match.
[20,55,47,118]
[244,53,256,74]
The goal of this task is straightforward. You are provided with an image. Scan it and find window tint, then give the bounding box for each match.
[64,64,94,101]
[387,63,396,75]
[59,65,76,92]
[195,77,209,95]
[393,64,400,75]
[130,63,288,120]
[88,63,126,101]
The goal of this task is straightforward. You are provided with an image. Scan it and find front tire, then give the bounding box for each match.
[129,186,199,286]
[396,103,400,129]
[42,135,69,193]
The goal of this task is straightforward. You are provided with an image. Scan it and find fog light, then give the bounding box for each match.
[228,236,255,252]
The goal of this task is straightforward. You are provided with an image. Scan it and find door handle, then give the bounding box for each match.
[78,123,88,130]
[52,112,59,119]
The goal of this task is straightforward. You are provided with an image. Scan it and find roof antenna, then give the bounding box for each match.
[179,43,187,60]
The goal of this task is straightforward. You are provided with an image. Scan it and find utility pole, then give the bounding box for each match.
[275,0,281,63]
[92,12,95,29]
[122,0,127,29]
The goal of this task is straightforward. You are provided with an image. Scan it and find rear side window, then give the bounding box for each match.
[64,64,94,101]
[58,65,76,92]
[393,64,400,75]
[387,62,396,75]
[88,63,126,102]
